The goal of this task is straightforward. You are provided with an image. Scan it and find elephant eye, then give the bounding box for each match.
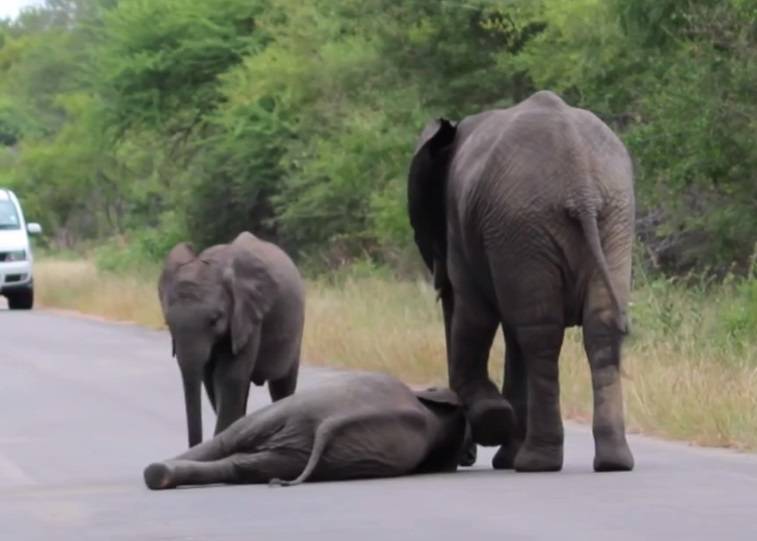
[210,311,222,325]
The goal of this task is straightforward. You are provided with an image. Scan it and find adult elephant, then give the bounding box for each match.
[159,231,304,448]
[408,90,634,472]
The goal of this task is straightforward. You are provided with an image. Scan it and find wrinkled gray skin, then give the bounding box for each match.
[408,91,635,472]
[143,372,469,489]
[159,231,304,449]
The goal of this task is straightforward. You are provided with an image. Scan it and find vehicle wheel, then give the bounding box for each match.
[7,288,34,310]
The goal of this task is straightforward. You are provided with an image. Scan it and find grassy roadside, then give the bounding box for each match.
[35,259,165,328]
[34,258,757,450]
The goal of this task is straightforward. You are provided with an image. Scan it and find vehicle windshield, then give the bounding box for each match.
[0,199,21,230]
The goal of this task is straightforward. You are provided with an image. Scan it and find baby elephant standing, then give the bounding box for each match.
[144,372,469,489]
[159,231,304,448]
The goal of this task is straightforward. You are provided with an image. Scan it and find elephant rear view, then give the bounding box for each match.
[159,231,305,448]
[408,90,635,472]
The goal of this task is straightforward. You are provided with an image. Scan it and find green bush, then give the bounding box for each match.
[1,0,755,273]
[720,260,757,349]
[94,216,185,273]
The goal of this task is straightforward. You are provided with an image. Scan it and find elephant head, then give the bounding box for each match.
[413,386,473,469]
[158,232,276,447]
[407,118,457,293]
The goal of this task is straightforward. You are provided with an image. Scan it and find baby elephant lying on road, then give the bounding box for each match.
[144,372,469,489]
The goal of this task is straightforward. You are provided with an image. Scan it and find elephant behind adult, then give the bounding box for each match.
[159,231,304,448]
[408,90,635,473]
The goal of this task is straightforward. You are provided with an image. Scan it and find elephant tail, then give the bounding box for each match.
[268,410,425,487]
[578,211,627,333]
[269,417,341,487]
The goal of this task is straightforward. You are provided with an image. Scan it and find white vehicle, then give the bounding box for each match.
[0,188,42,309]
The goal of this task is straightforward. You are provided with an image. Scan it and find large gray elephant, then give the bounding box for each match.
[143,372,468,489]
[408,90,635,473]
[159,231,304,448]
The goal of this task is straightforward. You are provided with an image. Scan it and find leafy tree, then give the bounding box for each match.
[0,0,753,272]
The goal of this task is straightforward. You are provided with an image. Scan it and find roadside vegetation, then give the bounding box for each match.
[35,256,757,450]
[3,1,756,451]
[1,0,755,274]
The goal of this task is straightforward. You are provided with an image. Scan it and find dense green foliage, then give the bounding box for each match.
[0,0,755,272]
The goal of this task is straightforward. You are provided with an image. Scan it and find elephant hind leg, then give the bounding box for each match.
[144,451,306,489]
[511,322,566,472]
[583,312,634,472]
[144,457,237,489]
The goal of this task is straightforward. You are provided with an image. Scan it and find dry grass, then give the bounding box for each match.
[304,274,757,450]
[35,259,165,328]
[34,258,757,450]
[302,276,458,384]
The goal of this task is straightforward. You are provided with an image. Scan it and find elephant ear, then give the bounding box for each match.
[414,386,462,410]
[158,242,196,311]
[224,232,277,355]
[407,118,457,276]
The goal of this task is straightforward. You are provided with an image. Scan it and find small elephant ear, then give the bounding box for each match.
[224,232,277,355]
[158,242,196,309]
[407,118,457,273]
[414,386,462,409]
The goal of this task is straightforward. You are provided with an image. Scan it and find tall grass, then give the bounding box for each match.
[33,258,757,450]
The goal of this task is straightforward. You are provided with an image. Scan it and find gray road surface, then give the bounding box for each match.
[1,308,756,540]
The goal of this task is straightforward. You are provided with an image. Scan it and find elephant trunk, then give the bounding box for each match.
[174,335,213,448]
[182,370,203,447]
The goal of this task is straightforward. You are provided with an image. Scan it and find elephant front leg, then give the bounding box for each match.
[213,376,251,436]
[584,320,634,472]
[448,296,513,447]
[440,290,476,466]
[512,323,565,472]
[268,360,299,402]
[212,349,254,436]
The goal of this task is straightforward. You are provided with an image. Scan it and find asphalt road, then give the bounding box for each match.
[1,308,756,540]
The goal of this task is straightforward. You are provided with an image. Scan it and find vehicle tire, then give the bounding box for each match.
[7,287,33,310]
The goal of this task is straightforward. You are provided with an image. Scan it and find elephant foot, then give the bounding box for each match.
[458,438,478,467]
[514,442,563,472]
[594,439,634,472]
[468,397,514,446]
[491,440,522,470]
[144,462,174,490]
